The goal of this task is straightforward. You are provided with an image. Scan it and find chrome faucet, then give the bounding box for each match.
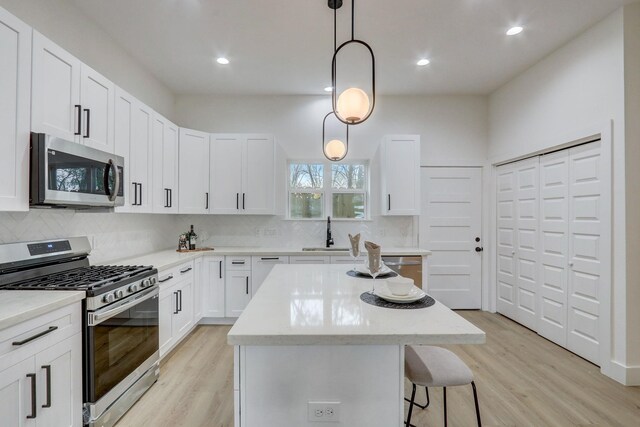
[326,216,334,248]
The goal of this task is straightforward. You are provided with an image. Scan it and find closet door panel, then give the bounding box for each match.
[495,165,517,320]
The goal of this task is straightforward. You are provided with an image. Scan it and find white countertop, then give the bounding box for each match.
[227,264,485,346]
[110,247,432,271]
[0,290,85,331]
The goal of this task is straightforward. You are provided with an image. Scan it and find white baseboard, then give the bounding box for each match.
[605,360,640,385]
[199,317,237,325]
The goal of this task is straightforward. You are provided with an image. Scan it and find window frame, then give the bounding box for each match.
[287,159,370,221]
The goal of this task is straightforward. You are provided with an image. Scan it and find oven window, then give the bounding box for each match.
[47,149,115,196]
[88,295,159,402]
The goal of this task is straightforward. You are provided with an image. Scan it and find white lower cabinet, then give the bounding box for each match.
[203,256,226,318]
[225,270,252,318]
[159,262,195,359]
[251,256,288,297]
[330,255,365,264]
[290,255,330,264]
[0,302,82,427]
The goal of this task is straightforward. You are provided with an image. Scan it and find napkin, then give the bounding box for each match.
[364,241,381,274]
[348,233,361,257]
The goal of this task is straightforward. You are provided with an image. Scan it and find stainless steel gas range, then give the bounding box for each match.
[0,237,159,427]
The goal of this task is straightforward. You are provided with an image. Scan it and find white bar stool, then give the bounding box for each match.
[404,345,481,427]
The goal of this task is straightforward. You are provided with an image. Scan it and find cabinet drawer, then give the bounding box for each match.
[0,302,81,367]
[158,260,194,288]
[226,256,251,270]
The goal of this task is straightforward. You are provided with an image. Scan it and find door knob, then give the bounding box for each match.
[475,247,484,252]
[475,237,481,242]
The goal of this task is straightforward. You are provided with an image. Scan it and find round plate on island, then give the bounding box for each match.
[375,286,427,304]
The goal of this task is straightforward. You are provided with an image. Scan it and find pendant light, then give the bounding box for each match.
[323,0,349,162]
[331,0,375,125]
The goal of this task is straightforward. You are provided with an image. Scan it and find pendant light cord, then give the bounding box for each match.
[351,0,355,41]
[334,4,337,53]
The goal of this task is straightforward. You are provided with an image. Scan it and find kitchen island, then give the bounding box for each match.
[228,264,485,427]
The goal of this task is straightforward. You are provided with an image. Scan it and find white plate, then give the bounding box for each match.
[375,286,426,304]
[355,264,393,276]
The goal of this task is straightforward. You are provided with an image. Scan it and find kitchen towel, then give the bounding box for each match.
[364,241,382,274]
[349,233,361,257]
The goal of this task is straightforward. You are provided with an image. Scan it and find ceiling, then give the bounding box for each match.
[71,0,633,96]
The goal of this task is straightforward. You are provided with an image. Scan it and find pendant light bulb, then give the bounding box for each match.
[336,87,370,123]
[324,139,347,161]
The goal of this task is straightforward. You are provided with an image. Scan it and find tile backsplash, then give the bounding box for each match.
[0,210,418,264]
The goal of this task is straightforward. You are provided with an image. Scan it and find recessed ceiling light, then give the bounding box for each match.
[417,58,430,66]
[324,86,334,92]
[216,57,230,65]
[506,26,523,36]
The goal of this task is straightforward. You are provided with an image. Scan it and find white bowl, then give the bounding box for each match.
[386,276,414,296]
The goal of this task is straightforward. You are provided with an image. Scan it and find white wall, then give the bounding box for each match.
[174,95,488,166]
[488,8,638,382]
[0,0,175,119]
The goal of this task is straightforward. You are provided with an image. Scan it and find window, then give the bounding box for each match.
[288,161,368,219]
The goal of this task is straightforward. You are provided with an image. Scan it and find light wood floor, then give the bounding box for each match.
[115,312,640,427]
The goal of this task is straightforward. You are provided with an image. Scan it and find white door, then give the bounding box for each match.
[251,256,288,296]
[381,136,420,215]
[514,158,539,330]
[114,87,134,212]
[420,167,482,309]
[496,164,518,319]
[130,101,152,212]
[567,141,603,364]
[225,272,252,317]
[0,7,31,211]
[203,257,225,318]
[35,335,82,427]
[179,128,210,214]
[538,150,570,347]
[31,31,81,142]
[243,136,275,214]
[210,135,243,214]
[80,64,114,152]
[0,357,36,427]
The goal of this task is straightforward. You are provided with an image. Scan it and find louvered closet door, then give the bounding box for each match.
[496,164,517,319]
[538,150,570,346]
[514,158,539,329]
[567,141,603,364]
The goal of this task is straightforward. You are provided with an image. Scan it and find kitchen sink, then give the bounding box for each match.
[302,247,350,252]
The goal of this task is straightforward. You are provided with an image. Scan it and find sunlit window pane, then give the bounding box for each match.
[331,164,365,190]
[290,193,323,218]
[290,164,324,189]
[332,193,365,218]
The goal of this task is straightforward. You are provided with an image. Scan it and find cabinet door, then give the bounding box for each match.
[0,7,31,211]
[193,257,203,321]
[381,136,420,215]
[243,135,275,214]
[251,256,288,296]
[130,101,153,212]
[225,271,252,317]
[159,286,177,359]
[0,357,36,427]
[152,114,179,213]
[114,87,134,212]
[173,280,194,340]
[203,257,226,318]
[330,255,365,264]
[31,31,81,142]
[179,128,210,214]
[35,334,82,427]
[80,64,114,153]
[210,135,243,214]
[289,256,330,264]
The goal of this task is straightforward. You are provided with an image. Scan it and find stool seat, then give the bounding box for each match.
[405,345,474,387]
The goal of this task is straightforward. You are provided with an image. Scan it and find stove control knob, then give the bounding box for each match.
[102,293,115,304]
[114,289,125,299]
[142,278,151,288]
[150,277,157,285]
[128,284,139,293]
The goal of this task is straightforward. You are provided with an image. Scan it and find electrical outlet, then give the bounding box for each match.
[308,402,340,423]
[264,228,278,236]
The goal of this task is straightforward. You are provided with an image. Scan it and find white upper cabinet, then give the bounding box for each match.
[379,135,421,215]
[179,128,210,214]
[80,64,115,152]
[32,31,81,142]
[32,31,115,153]
[130,101,153,212]
[210,134,275,215]
[152,113,179,213]
[0,7,31,212]
[114,87,134,212]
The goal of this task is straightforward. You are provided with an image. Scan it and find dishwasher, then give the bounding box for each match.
[382,256,423,289]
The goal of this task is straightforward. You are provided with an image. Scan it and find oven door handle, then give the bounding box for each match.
[88,287,159,326]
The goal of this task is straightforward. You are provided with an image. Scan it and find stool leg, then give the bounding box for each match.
[405,383,417,427]
[443,387,447,427]
[471,381,482,427]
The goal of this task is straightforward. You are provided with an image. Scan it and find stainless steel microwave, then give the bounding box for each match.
[30,133,124,208]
